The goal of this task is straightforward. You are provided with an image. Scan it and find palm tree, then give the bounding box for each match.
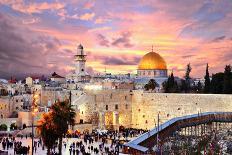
[50,100,76,155]
[37,113,59,155]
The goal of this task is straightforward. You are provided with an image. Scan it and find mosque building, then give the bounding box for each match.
[135,48,168,88]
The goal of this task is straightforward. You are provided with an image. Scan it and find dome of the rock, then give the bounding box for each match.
[138,52,167,70]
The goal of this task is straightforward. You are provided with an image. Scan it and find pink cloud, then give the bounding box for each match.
[0,1,65,14]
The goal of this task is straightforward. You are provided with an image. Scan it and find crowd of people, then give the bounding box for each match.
[0,128,148,155]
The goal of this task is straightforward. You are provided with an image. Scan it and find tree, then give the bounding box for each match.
[197,81,202,93]
[163,72,179,93]
[182,63,192,93]
[210,73,224,94]
[50,100,76,155]
[144,79,158,91]
[37,113,59,155]
[204,63,211,93]
[223,65,232,94]
[0,124,7,131]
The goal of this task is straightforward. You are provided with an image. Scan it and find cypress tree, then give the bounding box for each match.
[204,63,211,93]
[184,63,192,93]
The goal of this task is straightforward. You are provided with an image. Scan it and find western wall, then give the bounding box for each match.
[75,89,232,130]
[131,90,232,129]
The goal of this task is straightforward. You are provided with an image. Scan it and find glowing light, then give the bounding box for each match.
[84,85,102,90]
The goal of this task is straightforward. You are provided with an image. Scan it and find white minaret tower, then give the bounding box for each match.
[75,44,86,75]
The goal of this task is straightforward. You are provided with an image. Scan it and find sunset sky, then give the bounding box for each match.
[0,0,232,79]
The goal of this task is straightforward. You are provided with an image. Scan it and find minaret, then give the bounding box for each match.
[75,44,86,75]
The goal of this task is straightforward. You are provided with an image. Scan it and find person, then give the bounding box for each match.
[27,145,30,152]
[76,149,79,155]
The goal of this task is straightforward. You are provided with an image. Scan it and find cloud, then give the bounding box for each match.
[1,0,232,78]
[96,34,110,47]
[96,32,134,48]
[182,54,196,59]
[0,1,65,14]
[112,32,133,48]
[211,36,226,42]
[57,11,95,21]
[83,1,95,10]
[88,52,140,66]
[22,17,40,25]
[0,13,71,79]
[79,12,95,21]
[95,17,110,24]
[101,56,140,65]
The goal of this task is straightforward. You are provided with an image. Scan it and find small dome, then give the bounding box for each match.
[78,44,83,49]
[138,52,167,70]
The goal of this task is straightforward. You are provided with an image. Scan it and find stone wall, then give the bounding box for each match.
[79,89,133,129]
[0,97,10,118]
[131,90,232,129]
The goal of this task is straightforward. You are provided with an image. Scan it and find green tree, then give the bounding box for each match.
[0,124,7,131]
[50,100,76,155]
[210,73,224,94]
[223,65,232,94]
[37,113,59,155]
[197,81,202,93]
[204,63,211,93]
[144,79,158,91]
[182,63,192,93]
[163,72,179,93]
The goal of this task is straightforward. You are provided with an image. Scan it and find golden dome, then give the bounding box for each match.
[138,52,167,70]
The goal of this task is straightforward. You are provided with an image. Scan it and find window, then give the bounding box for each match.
[125,96,127,100]
[21,99,23,102]
[110,94,112,99]
[125,104,128,109]
[106,105,108,110]
[115,104,118,110]
[16,99,18,102]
